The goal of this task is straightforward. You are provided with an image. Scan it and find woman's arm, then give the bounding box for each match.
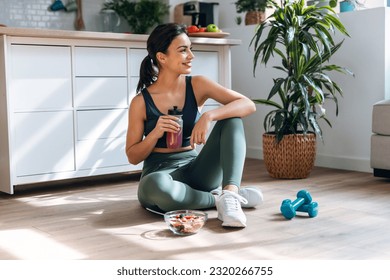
[190,75,256,147]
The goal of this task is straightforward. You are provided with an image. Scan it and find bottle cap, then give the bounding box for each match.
[168,106,182,115]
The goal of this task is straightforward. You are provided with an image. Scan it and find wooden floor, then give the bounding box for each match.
[1,158,390,260]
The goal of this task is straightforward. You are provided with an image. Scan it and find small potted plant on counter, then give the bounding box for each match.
[102,0,169,34]
[234,0,274,25]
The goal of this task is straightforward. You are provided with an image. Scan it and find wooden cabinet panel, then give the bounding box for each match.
[76,109,127,141]
[74,47,127,77]
[129,77,139,98]
[129,48,147,76]
[192,51,219,105]
[13,111,75,176]
[191,50,219,82]
[74,77,128,108]
[10,45,72,111]
[76,137,129,170]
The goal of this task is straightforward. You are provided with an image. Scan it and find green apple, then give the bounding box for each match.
[329,0,337,7]
[206,24,219,32]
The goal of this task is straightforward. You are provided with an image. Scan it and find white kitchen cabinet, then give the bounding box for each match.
[74,77,128,108]
[14,111,75,176]
[9,44,75,178]
[75,108,128,169]
[0,28,240,194]
[191,50,219,82]
[9,44,72,111]
[73,46,130,172]
[74,47,127,77]
[128,48,147,98]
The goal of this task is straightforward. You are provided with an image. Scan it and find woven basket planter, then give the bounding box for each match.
[245,11,266,25]
[262,133,317,179]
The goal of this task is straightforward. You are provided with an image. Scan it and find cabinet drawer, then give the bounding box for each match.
[190,51,219,105]
[129,48,147,76]
[77,109,127,140]
[191,51,219,82]
[76,137,128,170]
[74,47,127,77]
[129,77,139,97]
[10,45,72,111]
[13,111,75,176]
[74,77,128,107]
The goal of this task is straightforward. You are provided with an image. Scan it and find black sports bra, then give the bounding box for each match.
[142,76,201,148]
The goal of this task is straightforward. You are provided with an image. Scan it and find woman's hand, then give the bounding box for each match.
[190,113,212,148]
[151,115,181,139]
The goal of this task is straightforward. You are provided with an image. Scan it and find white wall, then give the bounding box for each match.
[0,0,171,32]
[0,0,106,31]
[225,7,390,173]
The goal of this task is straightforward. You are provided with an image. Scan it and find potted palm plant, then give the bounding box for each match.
[102,0,169,34]
[250,0,353,178]
[234,0,273,25]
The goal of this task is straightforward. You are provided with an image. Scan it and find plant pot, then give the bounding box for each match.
[340,1,355,12]
[262,133,317,179]
[245,11,265,25]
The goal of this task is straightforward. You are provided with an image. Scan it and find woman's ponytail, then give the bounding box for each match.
[136,55,158,93]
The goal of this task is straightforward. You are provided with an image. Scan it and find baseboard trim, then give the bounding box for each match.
[373,168,390,178]
[246,146,371,173]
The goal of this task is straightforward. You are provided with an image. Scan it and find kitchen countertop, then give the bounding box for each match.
[0,27,241,46]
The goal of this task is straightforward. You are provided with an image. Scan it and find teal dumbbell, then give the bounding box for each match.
[297,201,319,218]
[280,190,313,219]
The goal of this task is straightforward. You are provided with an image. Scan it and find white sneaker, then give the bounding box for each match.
[216,190,247,227]
[239,187,264,208]
[211,186,264,208]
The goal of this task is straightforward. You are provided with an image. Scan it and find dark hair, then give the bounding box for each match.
[136,23,187,93]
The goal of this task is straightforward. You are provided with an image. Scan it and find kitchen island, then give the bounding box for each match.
[0,27,241,194]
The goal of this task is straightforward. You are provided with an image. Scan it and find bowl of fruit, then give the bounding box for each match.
[186,24,229,38]
[164,210,208,236]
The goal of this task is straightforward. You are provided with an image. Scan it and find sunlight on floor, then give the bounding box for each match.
[98,220,286,259]
[16,195,105,207]
[0,229,86,259]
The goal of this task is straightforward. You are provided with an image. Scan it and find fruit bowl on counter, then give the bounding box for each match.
[187,24,229,38]
[188,32,230,38]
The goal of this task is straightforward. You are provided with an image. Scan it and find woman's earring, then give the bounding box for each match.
[152,63,159,74]
[152,64,159,82]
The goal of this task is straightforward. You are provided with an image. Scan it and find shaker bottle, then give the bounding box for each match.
[166,106,183,149]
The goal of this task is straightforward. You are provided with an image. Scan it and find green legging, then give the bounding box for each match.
[137,117,246,212]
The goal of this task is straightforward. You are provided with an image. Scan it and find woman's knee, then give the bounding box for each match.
[219,118,245,138]
[217,117,244,130]
[138,172,172,197]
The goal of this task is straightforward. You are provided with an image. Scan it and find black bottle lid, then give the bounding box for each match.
[168,106,182,115]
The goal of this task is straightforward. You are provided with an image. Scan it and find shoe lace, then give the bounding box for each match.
[221,190,248,210]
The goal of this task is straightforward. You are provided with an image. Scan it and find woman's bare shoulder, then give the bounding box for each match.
[190,75,213,84]
[130,93,144,106]
[129,93,146,117]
